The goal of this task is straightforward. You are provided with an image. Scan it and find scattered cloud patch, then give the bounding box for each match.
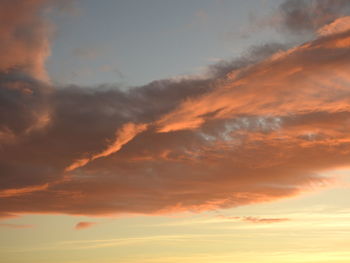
[75,221,96,230]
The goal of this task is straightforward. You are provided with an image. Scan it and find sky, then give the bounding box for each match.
[2,0,350,262]
[47,0,285,86]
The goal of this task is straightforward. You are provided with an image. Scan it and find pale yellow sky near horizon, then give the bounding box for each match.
[1,169,350,263]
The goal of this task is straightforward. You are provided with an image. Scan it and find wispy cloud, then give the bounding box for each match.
[240,0,350,38]
[219,215,290,224]
[0,212,19,219]
[66,122,148,171]
[74,221,96,230]
[155,214,290,227]
[59,234,234,249]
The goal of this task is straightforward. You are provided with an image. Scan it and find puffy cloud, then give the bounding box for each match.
[2,0,350,217]
[0,0,51,81]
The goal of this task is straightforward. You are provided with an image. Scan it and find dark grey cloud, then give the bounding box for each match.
[278,0,350,34]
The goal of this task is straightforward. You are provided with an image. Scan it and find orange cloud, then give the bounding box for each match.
[2,1,350,218]
[318,16,350,36]
[75,221,96,230]
[0,183,49,198]
[66,123,148,171]
[0,213,19,220]
[156,30,350,133]
[0,0,51,82]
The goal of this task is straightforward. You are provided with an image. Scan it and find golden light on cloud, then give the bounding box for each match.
[66,122,148,171]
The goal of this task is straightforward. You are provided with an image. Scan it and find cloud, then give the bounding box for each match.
[240,0,350,38]
[0,0,56,147]
[218,215,290,224]
[0,213,19,220]
[278,0,350,34]
[2,0,350,217]
[155,34,350,133]
[0,0,52,82]
[0,183,49,198]
[317,16,350,36]
[242,217,290,224]
[75,221,96,230]
[66,122,148,171]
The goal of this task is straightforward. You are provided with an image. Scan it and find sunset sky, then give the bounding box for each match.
[2,1,350,262]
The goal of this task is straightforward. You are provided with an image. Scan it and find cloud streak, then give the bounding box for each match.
[66,122,148,171]
[2,0,350,217]
[219,215,290,224]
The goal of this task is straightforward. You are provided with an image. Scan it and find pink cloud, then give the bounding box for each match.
[75,221,97,230]
[218,215,290,224]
